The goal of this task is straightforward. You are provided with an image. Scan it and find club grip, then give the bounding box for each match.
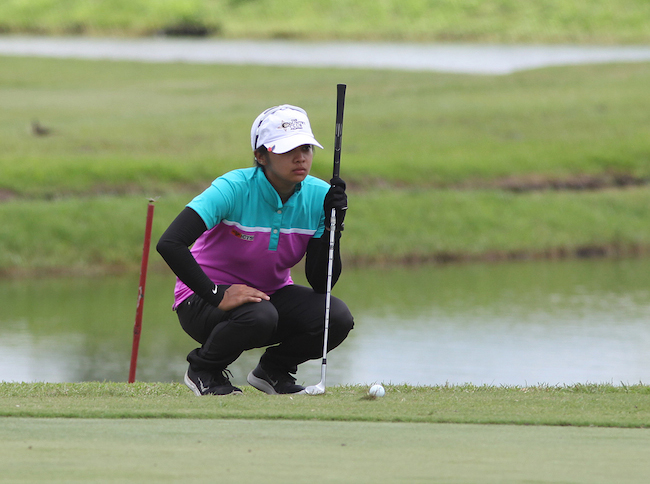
[333,83,346,179]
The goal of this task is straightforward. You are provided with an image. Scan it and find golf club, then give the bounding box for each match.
[305,83,346,396]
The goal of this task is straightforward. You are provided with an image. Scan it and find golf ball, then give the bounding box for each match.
[369,384,385,397]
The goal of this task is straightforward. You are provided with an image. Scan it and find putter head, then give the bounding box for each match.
[304,382,325,395]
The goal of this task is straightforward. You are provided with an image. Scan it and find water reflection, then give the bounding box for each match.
[1,258,649,386]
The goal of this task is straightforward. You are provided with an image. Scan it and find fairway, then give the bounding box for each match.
[1,418,649,483]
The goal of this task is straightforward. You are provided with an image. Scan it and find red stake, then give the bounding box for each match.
[128,199,155,383]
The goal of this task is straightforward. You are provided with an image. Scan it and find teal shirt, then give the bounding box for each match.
[174,167,329,305]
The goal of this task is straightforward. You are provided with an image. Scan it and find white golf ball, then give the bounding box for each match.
[369,384,385,397]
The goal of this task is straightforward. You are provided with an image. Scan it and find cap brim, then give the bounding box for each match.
[264,134,324,154]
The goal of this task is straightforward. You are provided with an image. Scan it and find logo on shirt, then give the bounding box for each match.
[231,229,254,241]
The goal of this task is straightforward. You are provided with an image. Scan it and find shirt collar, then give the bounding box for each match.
[255,166,302,208]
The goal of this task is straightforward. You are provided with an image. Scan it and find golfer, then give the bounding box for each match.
[157,105,354,395]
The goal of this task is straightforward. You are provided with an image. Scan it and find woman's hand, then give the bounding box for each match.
[324,176,347,231]
[218,284,270,311]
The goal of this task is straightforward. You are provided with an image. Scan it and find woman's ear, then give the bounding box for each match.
[254,150,267,165]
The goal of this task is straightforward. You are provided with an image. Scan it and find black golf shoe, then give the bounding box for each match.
[247,363,306,395]
[184,366,242,396]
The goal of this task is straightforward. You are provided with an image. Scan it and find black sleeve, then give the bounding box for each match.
[156,207,228,307]
[305,231,342,294]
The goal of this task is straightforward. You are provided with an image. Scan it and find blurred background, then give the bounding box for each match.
[1,0,649,386]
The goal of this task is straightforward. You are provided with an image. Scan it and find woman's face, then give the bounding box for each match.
[258,144,314,197]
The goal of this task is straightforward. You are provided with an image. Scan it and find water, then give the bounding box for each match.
[1,257,649,387]
[2,36,650,74]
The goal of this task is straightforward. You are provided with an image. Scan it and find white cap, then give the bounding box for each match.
[251,105,323,154]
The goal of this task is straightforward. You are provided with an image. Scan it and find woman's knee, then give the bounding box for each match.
[329,298,354,341]
[231,300,279,338]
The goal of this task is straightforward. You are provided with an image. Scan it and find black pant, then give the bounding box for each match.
[176,284,354,374]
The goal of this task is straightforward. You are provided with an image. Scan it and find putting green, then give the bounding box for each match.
[1,418,649,483]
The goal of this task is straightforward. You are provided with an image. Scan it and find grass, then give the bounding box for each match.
[2,382,649,427]
[4,418,649,483]
[3,187,650,273]
[348,187,650,263]
[2,12,650,481]
[2,383,650,482]
[1,0,650,43]
[1,56,650,271]
[2,58,650,197]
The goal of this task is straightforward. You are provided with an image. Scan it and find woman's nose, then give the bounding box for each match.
[294,149,307,161]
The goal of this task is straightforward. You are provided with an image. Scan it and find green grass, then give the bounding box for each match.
[2,57,650,197]
[4,418,649,483]
[2,56,650,271]
[2,11,650,482]
[2,188,650,273]
[2,15,650,479]
[348,187,650,263]
[3,383,650,482]
[2,382,649,427]
[0,195,182,272]
[1,0,650,43]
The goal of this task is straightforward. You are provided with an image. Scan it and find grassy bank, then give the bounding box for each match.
[1,0,650,43]
[2,188,649,274]
[1,55,650,272]
[2,382,649,427]
[3,58,649,198]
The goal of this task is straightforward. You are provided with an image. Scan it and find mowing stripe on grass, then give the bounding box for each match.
[1,418,649,483]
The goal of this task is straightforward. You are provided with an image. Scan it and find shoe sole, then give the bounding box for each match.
[184,369,203,396]
[247,370,306,395]
[184,369,243,396]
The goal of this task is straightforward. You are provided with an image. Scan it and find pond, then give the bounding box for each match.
[1,257,649,388]
[3,37,650,74]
